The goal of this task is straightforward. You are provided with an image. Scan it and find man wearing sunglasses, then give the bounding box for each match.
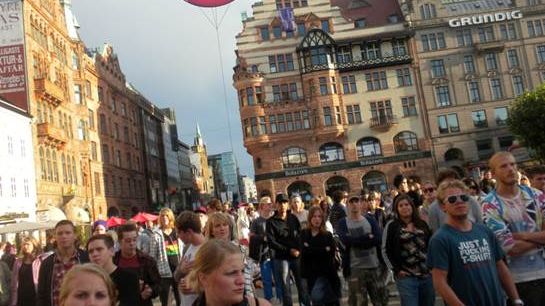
[482,152,545,306]
[428,179,521,306]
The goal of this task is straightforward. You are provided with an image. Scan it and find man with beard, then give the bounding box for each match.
[482,152,545,306]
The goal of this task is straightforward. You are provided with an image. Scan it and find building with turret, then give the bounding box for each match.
[190,125,215,204]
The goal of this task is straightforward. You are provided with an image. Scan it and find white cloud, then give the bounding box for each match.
[72,0,255,176]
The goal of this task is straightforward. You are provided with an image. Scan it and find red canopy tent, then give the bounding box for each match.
[130,212,158,223]
[106,217,126,228]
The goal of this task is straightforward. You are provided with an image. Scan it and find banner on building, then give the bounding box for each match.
[0,0,27,111]
[278,7,295,32]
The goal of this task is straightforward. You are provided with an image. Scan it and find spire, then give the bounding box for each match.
[60,0,80,41]
[194,123,204,147]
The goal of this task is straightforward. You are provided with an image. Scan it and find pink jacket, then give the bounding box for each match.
[10,253,49,306]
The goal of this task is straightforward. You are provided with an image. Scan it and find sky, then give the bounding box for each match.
[71,0,256,176]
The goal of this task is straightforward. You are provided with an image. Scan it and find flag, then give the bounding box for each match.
[278,7,295,32]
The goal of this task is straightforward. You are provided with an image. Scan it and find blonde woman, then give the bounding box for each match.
[10,236,44,306]
[150,208,184,306]
[59,263,117,306]
[206,213,256,298]
[187,239,270,306]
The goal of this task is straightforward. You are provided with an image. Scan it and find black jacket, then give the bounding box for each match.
[300,229,338,279]
[113,250,161,306]
[382,218,431,275]
[266,212,301,260]
[37,249,89,306]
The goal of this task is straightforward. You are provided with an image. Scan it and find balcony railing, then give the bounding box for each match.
[474,40,505,53]
[37,122,66,147]
[338,53,412,72]
[369,115,398,130]
[34,77,64,106]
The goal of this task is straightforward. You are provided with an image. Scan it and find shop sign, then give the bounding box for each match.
[448,10,523,28]
[284,168,309,177]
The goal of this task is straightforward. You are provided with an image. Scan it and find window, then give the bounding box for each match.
[396,68,412,86]
[302,110,310,129]
[394,131,418,152]
[246,87,254,105]
[388,15,399,23]
[286,113,294,131]
[485,53,499,70]
[438,114,460,133]
[250,117,259,136]
[490,78,503,100]
[102,144,110,164]
[468,81,481,103]
[346,105,362,124]
[323,107,332,126]
[52,151,58,182]
[94,172,101,195]
[392,40,408,56]
[337,46,352,64]
[282,147,308,168]
[476,139,494,160]
[472,110,488,128]
[321,20,330,33]
[331,77,337,94]
[421,32,446,51]
[512,75,525,97]
[342,75,357,94]
[507,49,520,68]
[7,136,13,155]
[319,143,345,163]
[528,20,544,37]
[355,18,366,28]
[319,77,328,95]
[74,84,82,104]
[435,86,451,107]
[431,59,445,78]
[272,26,282,38]
[478,26,495,42]
[365,71,388,91]
[500,23,517,40]
[362,42,381,60]
[91,141,97,161]
[268,54,294,73]
[456,29,473,47]
[528,0,542,5]
[277,114,286,133]
[259,117,267,135]
[537,45,545,63]
[370,100,393,120]
[297,23,306,35]
[401,97,417,116]
[289,83,297,100]
[420,3,436,19]
[464,55,476,73]
[499,135,514,151]
[310,47,328,65]
[88,109,95,129]
[495,107,508,126]
[356,137,382,158]
[20,139,25,157]
[10,178,15,197]
[23,179,29,198]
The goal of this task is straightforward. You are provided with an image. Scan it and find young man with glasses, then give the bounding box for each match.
[428,179,522,306]
[483,152,545,306]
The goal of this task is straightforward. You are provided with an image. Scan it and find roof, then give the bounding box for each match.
[330,0,402,27]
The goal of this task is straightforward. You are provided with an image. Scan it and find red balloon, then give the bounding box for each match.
[184,0,234,7]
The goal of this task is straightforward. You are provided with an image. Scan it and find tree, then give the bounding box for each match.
[508,84,545,161]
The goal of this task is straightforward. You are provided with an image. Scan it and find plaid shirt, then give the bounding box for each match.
[51,252,78,306]
[149,229,183,278]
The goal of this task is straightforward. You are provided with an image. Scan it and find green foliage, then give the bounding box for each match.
[508,83,545,161]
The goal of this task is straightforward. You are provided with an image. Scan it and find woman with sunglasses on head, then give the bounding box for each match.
[382,194,434,306]
[462,178,486,204]
[418,182,436,225]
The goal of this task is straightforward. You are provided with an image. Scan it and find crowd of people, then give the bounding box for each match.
[0,151,544,306]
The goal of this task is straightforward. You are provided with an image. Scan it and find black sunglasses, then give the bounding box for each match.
[423,187,435,193]
[445,194,470,204]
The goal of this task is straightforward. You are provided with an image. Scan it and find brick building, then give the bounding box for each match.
[234,0,435,199]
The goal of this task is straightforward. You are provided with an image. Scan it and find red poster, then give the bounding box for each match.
[0,0,27,112]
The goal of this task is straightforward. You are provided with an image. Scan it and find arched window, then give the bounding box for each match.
[45,149,52,181]
[394,131,419,152]
[282,147,308,168]
[326,176,350,196]
[52,151,59,182]
[362,171,387,192]
[39,147,46,180]
[61,154,67,183]
[72,156,78,185]
[319,142,345,163]
[444,148,464,161]
[420,3,436,20]
[287,181,312,201]
[356,137,382,158]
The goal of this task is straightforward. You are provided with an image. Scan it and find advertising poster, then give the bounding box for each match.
[0,0,27,111]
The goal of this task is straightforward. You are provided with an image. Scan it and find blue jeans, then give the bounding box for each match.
[395,275,435,306]
[273,258,310,306]
[261,259,282,300]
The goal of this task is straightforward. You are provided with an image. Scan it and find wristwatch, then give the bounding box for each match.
[513,299,524,306]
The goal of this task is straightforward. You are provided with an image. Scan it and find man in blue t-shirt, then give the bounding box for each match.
[427,179,522,306]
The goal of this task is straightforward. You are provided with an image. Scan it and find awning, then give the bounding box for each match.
[36,205,67,223]
[0,221,57,235]
[66,207,91,224]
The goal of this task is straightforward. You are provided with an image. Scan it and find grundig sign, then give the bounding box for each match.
[448,10,523,27]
